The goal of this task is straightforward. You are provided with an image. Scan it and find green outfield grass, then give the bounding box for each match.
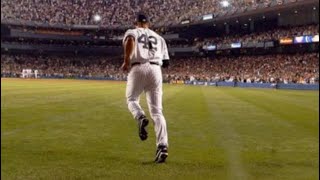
[1,78,319,180]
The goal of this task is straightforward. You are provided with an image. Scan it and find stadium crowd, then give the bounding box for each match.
[163,53,319,84]
[199,24,319,48]
[2,53,318,84]
[1,55,127,80]
[1,0,294,27]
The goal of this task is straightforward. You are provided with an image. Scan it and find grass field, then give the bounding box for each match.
[1,78,319,180]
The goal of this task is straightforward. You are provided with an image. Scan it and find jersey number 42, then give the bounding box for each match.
[138,34,158,51]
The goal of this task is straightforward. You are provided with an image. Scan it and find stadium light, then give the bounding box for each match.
[93,14,101,22]
[221,0,230,7]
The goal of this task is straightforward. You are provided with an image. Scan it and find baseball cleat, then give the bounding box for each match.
[155,145,168,163]
[138,115,149,141]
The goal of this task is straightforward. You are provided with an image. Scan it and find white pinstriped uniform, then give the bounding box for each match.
[123,27,169,147]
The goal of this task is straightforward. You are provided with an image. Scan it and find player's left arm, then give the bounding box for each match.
[162,38,170,68]
[121,35,135,72]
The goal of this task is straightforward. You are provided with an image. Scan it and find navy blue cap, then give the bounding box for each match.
[136,13,149,23]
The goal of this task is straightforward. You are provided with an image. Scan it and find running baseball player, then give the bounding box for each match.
[121,13,170,163]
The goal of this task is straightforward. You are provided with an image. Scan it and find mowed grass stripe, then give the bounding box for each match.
[162,85,228,179]
[202,87,250,180]
[1,80,124,97]
[1,85,124,109]
[236,88,318,113]
[1,83,126,133]
[225,88,319,136]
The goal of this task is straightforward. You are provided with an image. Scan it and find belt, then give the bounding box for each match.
[131,62,160,67]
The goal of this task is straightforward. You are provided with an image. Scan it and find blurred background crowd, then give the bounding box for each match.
[2,53,318,84]
[1,0,295,27]
[1,0,318,86]
[198,24,319,48]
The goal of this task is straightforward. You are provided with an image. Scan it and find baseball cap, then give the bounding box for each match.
[136,13,149,23]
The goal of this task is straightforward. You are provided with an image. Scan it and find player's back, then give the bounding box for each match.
[123,28,168,64]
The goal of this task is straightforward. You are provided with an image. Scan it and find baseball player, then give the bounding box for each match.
[121,13,170,163]
[34,69,39,79]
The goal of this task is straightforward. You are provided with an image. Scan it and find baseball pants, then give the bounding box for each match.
[126,62,168,147]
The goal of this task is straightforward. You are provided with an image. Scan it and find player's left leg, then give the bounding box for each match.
[126,66,149,141]
[126,67,146,120]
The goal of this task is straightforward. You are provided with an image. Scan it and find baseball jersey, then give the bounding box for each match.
[123,28,169,65]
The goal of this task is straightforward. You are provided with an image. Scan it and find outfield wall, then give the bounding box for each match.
[3,76,318,90]
[184,81,319,90]
[42,77,320,90]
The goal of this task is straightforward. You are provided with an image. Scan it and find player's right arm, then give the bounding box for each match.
[121,30,136,72]
[122,36,135,72]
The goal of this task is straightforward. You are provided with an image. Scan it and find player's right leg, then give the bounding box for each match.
[145,85,169,147]
[126,66,149,140]
[145,87,169,163]
[145,67,169,163]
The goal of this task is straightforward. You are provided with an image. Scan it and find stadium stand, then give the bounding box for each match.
[198,24,319,48]
[1,0,298,27]
[1,0,319,90]
[2,53,319,85]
